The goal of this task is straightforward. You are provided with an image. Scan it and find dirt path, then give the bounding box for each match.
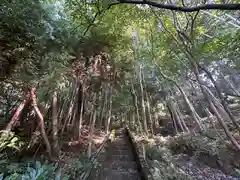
[95,129,142,180]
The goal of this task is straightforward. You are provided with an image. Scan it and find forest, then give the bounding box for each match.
[0,0,240,179]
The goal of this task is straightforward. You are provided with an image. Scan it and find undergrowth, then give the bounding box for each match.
[0,130,24,153]
[135,123,240,179]
[146,145,191,180]
[0,160,70,180]
[0,131,98,179]
[0,154,97,179]
[168,129,240,176]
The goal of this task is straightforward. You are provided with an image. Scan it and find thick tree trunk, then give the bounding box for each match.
[30,88,52,159]
[6,100,27,131]
[52,91,59,158]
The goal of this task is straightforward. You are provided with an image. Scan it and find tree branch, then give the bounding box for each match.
[72,2,119,34]
[117,0,240,12]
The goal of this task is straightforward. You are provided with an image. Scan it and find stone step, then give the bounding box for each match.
[106,147,131,154]
[107,146,132,151]
[103,160,138,169]
[111,151,134,157]
[108,154,135,161]
[111,142,130,146]
[114,139,128,143]
[98,169,140,180]
[111,142,129,147]
[115,133,125,136]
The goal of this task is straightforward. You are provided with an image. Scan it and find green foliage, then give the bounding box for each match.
[0,161,70,180]
[170,131,225,158]
[1,1,240,179]
[70,153,101,178]
[147,146,191,180]
[0,156,26,176]
[0,131,23,152]
[169,131,240,176]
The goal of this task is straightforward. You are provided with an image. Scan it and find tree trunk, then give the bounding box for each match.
[199,64,240,132]
[61,85,78,134]
[52,91,59,158]
[30,88,52,159]
[203,85,240,132]
[6,100,27,131]
[167,102,178,133]
[144,88,154,134]
[172,101,185,132]
[158,70,203,130]
[71,83,83,139]
[142,69,154,133]
[209,101,240,150]
[202,86,240,150]
[167,98,185,133]
[131,113,136,130]
[58,99,66,128]
[106,85,113,133]
[139,65,148,134]
[204,107,226,143]
[175,102,189,132]
[78,86,84,140]
[88,93,97,158]
[131,82,144,135]
[100,83,108,128]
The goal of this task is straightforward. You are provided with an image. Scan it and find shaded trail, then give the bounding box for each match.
[95,129,143,180]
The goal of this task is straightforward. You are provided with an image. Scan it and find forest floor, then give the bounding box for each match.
[173,153,239,180]
[0,126,108,179]
[58,126,108,177]
[134,133,240,180]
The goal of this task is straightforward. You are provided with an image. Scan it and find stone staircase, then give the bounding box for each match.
[96,129,141,180]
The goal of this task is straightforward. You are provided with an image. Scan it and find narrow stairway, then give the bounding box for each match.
[96,129,142,180]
